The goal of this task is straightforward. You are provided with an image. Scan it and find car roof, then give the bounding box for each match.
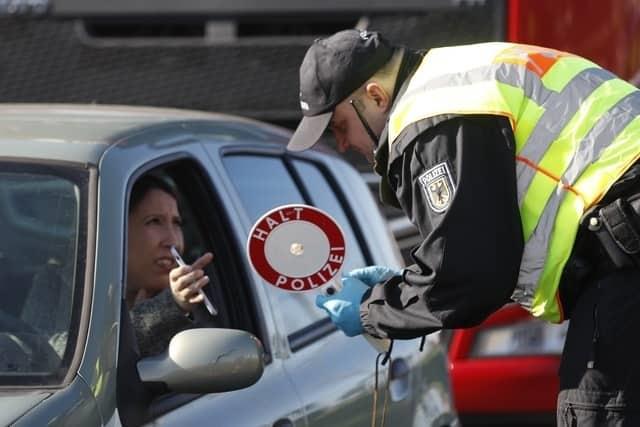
[0,103,292,164]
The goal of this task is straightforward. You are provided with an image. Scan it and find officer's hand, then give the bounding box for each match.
[315,277,370,337]
[345,265,401,286]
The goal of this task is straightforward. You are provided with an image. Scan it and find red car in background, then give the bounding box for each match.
[446,305,567,426]
[507,0,640,84]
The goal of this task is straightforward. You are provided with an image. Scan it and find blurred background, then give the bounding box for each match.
[2,0,640,424]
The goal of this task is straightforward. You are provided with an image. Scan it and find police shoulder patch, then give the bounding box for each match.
[418,162,455,213]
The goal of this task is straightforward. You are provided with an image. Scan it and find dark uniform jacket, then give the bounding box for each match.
[362,114,523,340]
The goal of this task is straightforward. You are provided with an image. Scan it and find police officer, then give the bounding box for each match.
[286,29,640,425]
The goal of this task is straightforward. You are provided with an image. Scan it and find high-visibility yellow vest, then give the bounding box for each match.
[389,42,640,322]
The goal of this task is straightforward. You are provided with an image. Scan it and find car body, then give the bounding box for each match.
[0,104,458,427]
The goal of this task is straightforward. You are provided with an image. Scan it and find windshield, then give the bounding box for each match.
[0,162,88,386]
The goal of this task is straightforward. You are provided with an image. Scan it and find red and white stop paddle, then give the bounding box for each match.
[247,204,389,352]
[247,204,344,295]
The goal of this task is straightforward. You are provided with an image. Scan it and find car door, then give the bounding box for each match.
[219,147,411,426]
[113,153,306,427]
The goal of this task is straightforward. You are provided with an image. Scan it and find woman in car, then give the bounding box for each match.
[127,174,214,357]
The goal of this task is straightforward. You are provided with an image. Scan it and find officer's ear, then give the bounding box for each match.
[364,82,391,112]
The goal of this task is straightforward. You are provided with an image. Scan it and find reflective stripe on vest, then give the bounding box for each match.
[389,42,640,322]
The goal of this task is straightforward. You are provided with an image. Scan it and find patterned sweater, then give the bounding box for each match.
[130,288,194,357]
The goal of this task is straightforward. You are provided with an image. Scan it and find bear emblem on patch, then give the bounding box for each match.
[418,162,455,213]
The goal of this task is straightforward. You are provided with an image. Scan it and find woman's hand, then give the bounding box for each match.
[169,252,214,313]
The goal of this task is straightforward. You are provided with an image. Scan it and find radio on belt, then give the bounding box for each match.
[247,204,389,353]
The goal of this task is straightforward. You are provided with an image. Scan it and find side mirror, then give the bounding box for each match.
[137,328,264,394]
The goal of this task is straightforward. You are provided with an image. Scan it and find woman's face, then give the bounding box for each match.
[127,188,184,296]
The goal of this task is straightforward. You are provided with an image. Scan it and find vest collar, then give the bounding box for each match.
[374,48,425,208]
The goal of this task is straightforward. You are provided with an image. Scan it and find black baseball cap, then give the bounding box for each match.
[287,29,394,151]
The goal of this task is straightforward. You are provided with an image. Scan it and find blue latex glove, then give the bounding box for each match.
[315,277,371,337]
[345,265,401,286]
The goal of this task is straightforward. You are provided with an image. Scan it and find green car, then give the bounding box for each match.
[0,104,458,427]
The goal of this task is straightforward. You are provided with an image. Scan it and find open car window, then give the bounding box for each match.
[118,157,261,423]
[0,161,88,386]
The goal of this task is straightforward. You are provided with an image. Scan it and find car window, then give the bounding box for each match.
[223,155,305,220]
[292,160,366,271]
[223,154,366,342]
[0,162,86,386]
